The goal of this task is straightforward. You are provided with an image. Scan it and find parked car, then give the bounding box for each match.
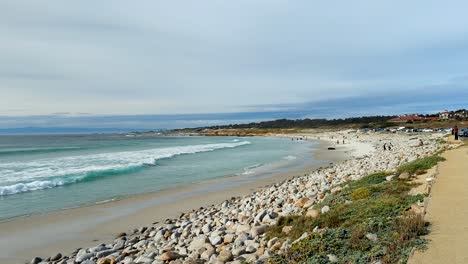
[459,128,468,137]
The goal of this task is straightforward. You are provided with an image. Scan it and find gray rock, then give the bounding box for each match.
[232,246,246,256]
[245,245,257,253]
[238,253,258,262]
[50,253,62,261]
[75,251,94,262]
[250,225,267,238]
[202,223,212,234]
[81,260,96,264]
[89,244,106,253]
[188,235,208,251]
[209,235,223,245]
[30,257,42,264]
[95,249,116,258]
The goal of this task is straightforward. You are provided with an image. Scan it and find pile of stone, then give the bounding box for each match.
[32,131,444,264]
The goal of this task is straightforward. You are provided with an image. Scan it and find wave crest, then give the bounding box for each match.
[0,141,251,196]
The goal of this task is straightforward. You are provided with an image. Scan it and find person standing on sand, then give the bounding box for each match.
[454,126,459,140]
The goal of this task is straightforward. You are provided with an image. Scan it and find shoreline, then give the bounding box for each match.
[0,139,353,263]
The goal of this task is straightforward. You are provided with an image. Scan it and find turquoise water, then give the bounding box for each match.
[0,134,318,220]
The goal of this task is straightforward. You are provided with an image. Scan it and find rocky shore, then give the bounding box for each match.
[30,131,445,264]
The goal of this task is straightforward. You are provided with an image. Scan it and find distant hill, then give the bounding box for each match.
[191,116,397,130]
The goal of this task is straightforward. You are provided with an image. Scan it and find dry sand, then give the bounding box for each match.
[409,143,468,264]
[0,139,355,264]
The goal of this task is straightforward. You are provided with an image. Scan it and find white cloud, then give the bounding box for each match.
[1,0,468,117]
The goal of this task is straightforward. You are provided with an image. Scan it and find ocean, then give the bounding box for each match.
[0,134,318,220]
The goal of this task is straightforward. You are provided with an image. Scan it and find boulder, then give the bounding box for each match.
[188,236,208,251]
[50,253,62,261]
[282,226,293,234]
[160,251,181,262]
[250,225,267,238]
[399,172,410,179]
[294,197,310,208]
[30,257,42,264]
[321,205,330,214]
[306,209,320,218]
[217,250,233,262]
[116,232,127,238]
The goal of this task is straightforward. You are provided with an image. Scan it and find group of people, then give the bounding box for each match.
[383,142,394,151]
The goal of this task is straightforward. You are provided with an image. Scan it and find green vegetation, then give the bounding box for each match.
[266,164,449,264]
[397,155,445,176]
[193,116,397,130]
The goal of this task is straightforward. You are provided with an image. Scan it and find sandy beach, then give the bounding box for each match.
[0,131,445,264]
[0,139,352,264]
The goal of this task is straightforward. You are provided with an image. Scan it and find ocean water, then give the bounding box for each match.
[0,134,318,220]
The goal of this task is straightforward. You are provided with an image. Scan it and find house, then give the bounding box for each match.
[439,110,450,120]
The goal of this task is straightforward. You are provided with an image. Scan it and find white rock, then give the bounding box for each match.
[321,205,330,214]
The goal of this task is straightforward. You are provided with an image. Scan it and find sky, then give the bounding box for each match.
[1,1,468,130]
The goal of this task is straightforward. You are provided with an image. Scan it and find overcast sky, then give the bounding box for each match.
[1,1,468,128]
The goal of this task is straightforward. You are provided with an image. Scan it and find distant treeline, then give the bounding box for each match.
[198,116,397,130]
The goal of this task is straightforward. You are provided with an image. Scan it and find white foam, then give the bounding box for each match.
[283,155,297,161]
[0,180,67,196]
[0,141,251,196]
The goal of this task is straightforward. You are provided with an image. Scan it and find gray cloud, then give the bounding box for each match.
[0,0,468,123]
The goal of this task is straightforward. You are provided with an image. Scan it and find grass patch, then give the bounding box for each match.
[397,155,445,175]
[267,169,431,263]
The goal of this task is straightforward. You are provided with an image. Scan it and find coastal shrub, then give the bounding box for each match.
[397,155,445,175]
[396,213,427,241]
[351,187,372,200]
[267,170,429,264]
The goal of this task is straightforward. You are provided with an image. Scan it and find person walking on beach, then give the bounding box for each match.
[454,126,459,140]
[383,143,387,151]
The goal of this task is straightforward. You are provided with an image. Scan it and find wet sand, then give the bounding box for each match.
[0,139,353,263]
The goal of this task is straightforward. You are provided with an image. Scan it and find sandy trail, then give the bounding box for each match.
[409,144,468,264]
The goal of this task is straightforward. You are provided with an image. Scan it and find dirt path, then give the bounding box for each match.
[409,144,468,264]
